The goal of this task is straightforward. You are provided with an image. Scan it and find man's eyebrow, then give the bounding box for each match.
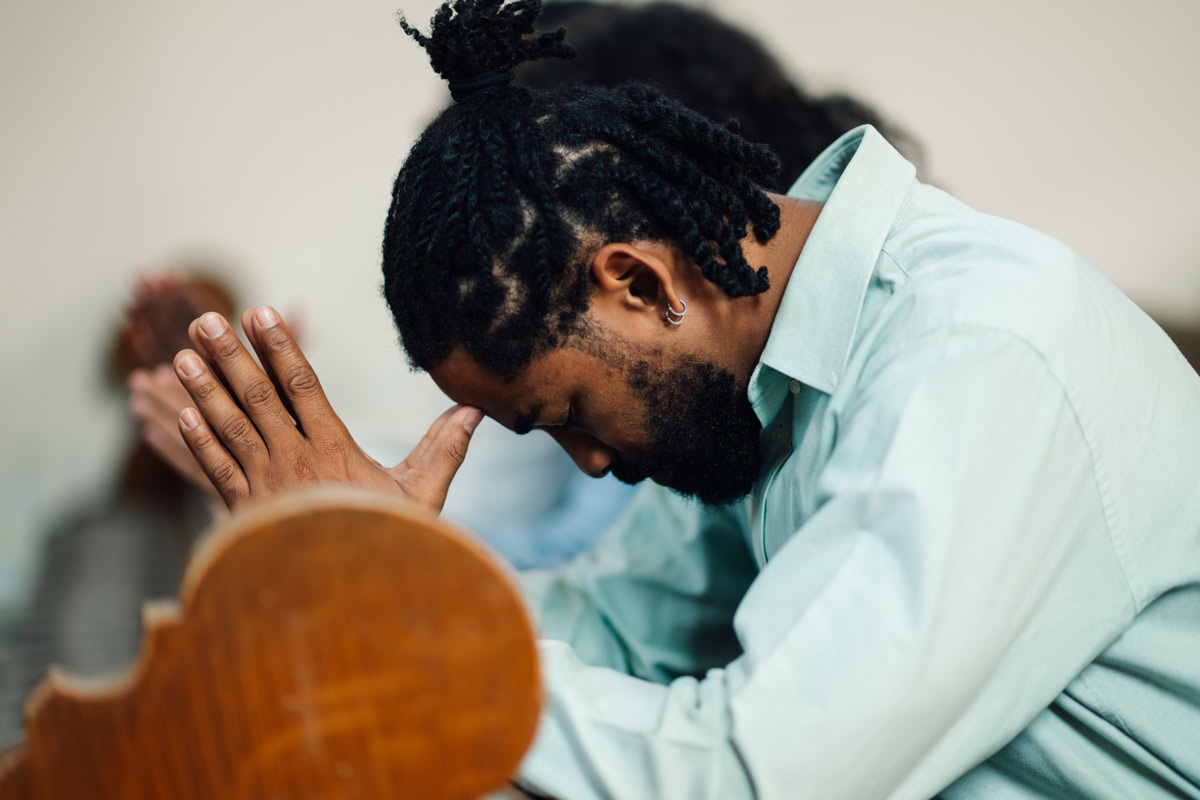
[512,403,544,436]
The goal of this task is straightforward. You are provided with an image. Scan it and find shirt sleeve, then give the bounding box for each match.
[519,481,759,684]
[515,326,1138,800]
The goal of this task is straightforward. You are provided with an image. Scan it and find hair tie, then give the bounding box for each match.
[448,69,515,102]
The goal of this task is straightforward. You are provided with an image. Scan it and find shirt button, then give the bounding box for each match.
[788,379,802,394]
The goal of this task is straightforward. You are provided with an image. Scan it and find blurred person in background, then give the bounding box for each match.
[0,269,235,745]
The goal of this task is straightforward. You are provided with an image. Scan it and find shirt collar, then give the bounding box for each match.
[748,125,916,426]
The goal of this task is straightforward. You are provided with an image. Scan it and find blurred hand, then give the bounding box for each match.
[122,271,235,368]
[129,364,221,500]
[170,306,483,512]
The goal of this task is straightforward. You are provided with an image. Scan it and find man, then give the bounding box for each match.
[168,1,1200,796]
[130,1,923,571]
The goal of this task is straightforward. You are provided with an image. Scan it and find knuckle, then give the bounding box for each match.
[242,379,276,410]
[211,460,240,488]
[211,335,242,360]
[189,430,217,452]
[191,379,221,403]
[286,366,320,397]
[261,324,292,352]
[444,438,469,466]
[220,416,258,450]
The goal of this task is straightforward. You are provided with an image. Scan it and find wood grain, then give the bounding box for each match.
[0,487,541,800]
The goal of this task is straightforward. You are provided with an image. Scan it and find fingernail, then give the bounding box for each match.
[199,312,225,338]
[177,354,202,379]
[255,305,279,328]
[462,408,484,435]
[180,408,200,430]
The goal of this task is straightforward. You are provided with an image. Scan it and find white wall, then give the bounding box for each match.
[737,0,1200,313]
[1,0,1197,605]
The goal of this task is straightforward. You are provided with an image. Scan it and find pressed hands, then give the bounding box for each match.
[148,306,482,512]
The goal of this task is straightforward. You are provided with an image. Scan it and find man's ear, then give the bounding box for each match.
[590,242,683,317]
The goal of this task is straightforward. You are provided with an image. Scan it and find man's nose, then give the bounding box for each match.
[551,430,616,478]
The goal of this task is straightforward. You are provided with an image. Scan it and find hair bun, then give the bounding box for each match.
[400,0,574,95]
[447,69,514,102]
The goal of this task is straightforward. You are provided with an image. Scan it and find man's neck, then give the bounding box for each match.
[716,194,822,385]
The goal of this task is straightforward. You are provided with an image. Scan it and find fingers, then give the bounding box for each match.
[393,405,483,511]
[430,407,483,479]
[129,367,184,440]
[401,404,466,470]
[239,307,298,424]
[143,420,220,500]
[129,366,220,498]
[177,405,249,509]
[186,312,301,445]
[151,363,196,410]
[240,306,341,440]
[173,347,269,474]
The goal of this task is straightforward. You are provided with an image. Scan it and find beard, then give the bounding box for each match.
[609,355,764,506]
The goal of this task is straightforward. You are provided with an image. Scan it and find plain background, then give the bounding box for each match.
[1,0,1198,606]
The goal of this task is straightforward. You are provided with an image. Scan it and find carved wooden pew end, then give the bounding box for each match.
[0,488,541,800]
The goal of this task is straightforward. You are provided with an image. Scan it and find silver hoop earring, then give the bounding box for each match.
[665,298,687,326]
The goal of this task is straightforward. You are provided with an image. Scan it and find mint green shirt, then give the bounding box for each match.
[514,126,1200,799]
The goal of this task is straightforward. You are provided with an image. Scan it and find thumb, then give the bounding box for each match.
[391,406,484,510]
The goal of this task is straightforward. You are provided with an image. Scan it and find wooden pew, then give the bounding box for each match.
[0,488,541,799]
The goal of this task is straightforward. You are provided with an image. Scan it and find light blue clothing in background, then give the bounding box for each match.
[514,126,1200,798]
[373,419,637,569]
[478,469,638,569]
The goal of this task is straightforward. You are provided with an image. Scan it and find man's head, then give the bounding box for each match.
[385,0,779,503]
[425,237,767,506]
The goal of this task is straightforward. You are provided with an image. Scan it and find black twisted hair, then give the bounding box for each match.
[383,0,781,380]
[520,2,922,191]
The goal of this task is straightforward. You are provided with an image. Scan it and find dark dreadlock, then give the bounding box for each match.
[384,0,781,380]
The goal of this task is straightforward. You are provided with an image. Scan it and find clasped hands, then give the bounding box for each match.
[142,305,483,512]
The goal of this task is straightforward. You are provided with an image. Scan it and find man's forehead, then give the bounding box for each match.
[429,347,553,431]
